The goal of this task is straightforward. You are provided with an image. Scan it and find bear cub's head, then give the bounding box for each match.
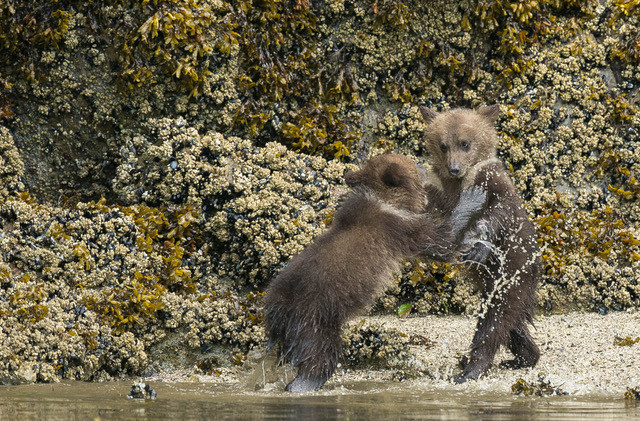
[344,154,426,213]
[420,105,500,181]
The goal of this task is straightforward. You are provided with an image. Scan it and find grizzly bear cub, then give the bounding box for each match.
[419,105,541,383]
[264,154,485,392]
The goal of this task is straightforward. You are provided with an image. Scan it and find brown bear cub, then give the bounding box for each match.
[419,105,541,383]
[264,154,485,392]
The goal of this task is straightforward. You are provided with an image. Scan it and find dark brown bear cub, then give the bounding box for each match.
[264,154,485,392]
[419,105,540,383]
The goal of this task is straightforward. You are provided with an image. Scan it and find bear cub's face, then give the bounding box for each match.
[420,105,500,181]
[344,154,426,213]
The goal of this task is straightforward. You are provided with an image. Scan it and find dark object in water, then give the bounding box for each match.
[128,382,157,400]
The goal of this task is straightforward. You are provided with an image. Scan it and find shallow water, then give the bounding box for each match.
[1,381,639,420]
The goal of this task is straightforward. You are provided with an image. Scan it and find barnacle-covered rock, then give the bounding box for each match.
[111,118,348,288]
[0,191,266,383]
[342,321,414,372]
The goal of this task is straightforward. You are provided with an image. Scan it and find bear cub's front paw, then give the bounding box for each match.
[459,220,492,263]
[462,241,491,264]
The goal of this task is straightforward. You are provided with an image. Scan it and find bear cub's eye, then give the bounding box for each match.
[460,140,470,151]
[439,143,448,152]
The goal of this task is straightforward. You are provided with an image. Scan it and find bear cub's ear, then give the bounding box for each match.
[381,163,407,188]
[344,170,362,186]
[478,104,500,123]
[419,106,438,124]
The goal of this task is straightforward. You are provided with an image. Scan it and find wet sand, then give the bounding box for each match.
[157,311,640,398]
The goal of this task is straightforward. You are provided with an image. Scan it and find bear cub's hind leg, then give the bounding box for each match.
[500,326,540,370]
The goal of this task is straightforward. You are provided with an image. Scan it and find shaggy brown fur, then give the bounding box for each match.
[263,154,485,392]
[419,105,541,383]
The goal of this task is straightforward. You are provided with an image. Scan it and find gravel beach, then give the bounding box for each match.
[326,311,640,397]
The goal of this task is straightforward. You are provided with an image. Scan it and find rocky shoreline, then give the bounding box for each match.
[1,1,640,385]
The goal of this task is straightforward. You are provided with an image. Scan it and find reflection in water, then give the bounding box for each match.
[1,381,639,420]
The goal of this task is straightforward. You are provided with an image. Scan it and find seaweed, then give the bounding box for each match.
[625,386,640,401]
[535,202,640,277]
[281,102,357,158]
[609,0,640,65]
[614,335,640,346]
[115,0,239,97]
[82,273,166,333]
[232,0,358,158]
[373,0,416,30]
[467,0,596,57]
[92,198,202,293]
[512,374,567,397]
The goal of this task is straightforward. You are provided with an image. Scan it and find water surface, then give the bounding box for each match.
[1,381,639,420]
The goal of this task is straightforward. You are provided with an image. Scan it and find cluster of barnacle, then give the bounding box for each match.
[0,185,271,383]
[0,126,25,198]
[0,192,153,381]
[4,122,352,382]
[534,201,640,311]
[341,321,413,371]
[372,106,428,154]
